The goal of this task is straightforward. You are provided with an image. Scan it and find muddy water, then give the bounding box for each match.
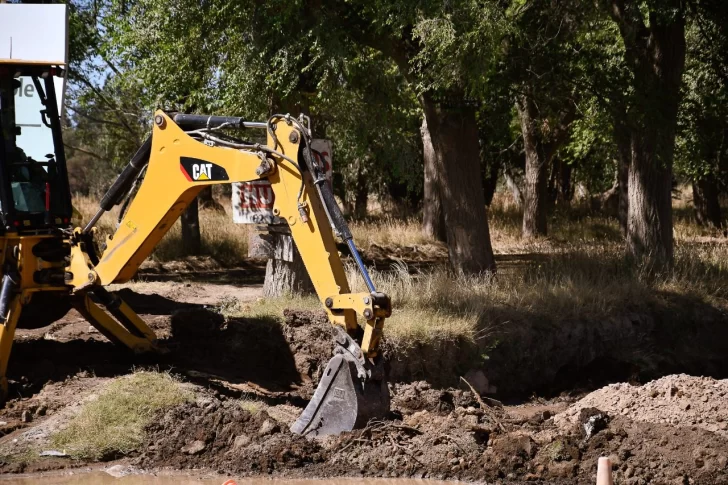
[0,472,454,485]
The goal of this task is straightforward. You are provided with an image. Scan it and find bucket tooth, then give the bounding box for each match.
[290,353,389,437]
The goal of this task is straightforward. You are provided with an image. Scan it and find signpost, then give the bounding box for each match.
[232,139,333,225]
[232,140,333,296]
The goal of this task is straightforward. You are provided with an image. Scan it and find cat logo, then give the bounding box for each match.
[179,157,229,182]
[192,163,213,181]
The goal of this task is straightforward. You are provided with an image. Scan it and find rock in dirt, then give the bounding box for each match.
[105,464,135,477]
[39,450,67,457]
[578,407,610,440]
[258,419,278,436]
[181,440,207,455]
[462,369,489,395]
[232,434,251,450]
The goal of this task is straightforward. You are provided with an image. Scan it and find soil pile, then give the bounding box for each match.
[140,397,324,476]
[555,374,728,436]
[138,378,728,484]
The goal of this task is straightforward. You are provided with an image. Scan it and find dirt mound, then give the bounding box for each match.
[555,374,728,436]
[280,309,335,398]
[139,397,324,476]
[571,416,728,484]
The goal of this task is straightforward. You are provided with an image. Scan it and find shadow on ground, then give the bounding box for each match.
[6,308,310,403]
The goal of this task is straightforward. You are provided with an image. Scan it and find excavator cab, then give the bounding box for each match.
[0,65,72,232]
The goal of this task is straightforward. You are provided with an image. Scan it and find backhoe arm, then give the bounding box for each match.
[68,111,389,358]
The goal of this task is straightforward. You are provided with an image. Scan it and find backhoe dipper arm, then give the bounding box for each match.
[69,111,389,358]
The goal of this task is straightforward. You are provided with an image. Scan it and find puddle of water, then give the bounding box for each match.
[0,471,454,485]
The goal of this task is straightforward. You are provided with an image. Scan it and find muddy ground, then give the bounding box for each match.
[1,265,728,483]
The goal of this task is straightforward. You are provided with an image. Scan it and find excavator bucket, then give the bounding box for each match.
[291,349,389,437]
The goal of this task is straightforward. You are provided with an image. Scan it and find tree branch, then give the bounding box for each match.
[63,144,105,161]
[70,71,141,143]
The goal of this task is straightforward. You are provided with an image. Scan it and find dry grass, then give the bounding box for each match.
[75,190,728,349]
[350,217,433,248]
[73,195,250,266]
[233,195,728,350]
[51,371,192,460]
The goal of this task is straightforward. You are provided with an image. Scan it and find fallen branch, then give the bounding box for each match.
[460,376,507,432]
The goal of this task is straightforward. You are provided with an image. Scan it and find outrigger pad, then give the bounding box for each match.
[290,353,389,437]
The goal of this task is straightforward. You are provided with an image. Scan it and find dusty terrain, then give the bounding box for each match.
[1,263,728,483]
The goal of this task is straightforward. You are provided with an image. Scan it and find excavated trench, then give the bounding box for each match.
[4,296,728,483]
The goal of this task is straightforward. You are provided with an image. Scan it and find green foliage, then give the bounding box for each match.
[675,15,728,186]
[62,0,728,225]
[563,100,618,194]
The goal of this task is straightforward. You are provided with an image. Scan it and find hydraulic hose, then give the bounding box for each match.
[84,137,152,234]
[301,147,377,293]
[0,271,19,324]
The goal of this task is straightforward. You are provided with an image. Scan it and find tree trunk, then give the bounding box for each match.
[560,161,573,206]
[421,118,446,242]
[614,119,631,235]
[354,166,368,219]
[421,96,496,274]
[627,136,675,265]
[181,196,201,255]
[548,158,559,207]
[483,157,500,207]
[198,186,225,212]
[693,178,722,228]
[517,95,549,238]
[262,227,314,297]
[610,0,686,267]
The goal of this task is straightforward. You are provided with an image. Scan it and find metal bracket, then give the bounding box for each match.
[325,292,391,358]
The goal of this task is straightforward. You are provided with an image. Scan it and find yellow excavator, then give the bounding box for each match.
[0,3,390,437]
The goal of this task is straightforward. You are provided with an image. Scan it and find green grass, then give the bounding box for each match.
[51,371,192,460]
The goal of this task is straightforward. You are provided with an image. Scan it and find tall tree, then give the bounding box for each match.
[604,0,687,266]
[515,95,575,238]
[505,1,584,239]
[421,118,446,241]
[322,0,501,273]
[675,3,728,229]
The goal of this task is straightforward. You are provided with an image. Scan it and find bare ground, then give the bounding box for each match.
[1,272,728,483]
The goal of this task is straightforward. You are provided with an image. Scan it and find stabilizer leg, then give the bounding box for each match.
[0,297,21,402]
[0,271,22,402]
[72,291,157,352]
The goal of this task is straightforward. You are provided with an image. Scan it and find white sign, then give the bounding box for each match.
[0,4,68,65]
[233,139,333,224]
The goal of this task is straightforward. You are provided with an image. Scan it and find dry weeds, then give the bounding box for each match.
[73,195,250,266]
[75,191,727,349]
[235,205,728,350]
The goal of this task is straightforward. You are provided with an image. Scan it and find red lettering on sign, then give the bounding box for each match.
[239,183,275,209]
[313,151,331,175]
